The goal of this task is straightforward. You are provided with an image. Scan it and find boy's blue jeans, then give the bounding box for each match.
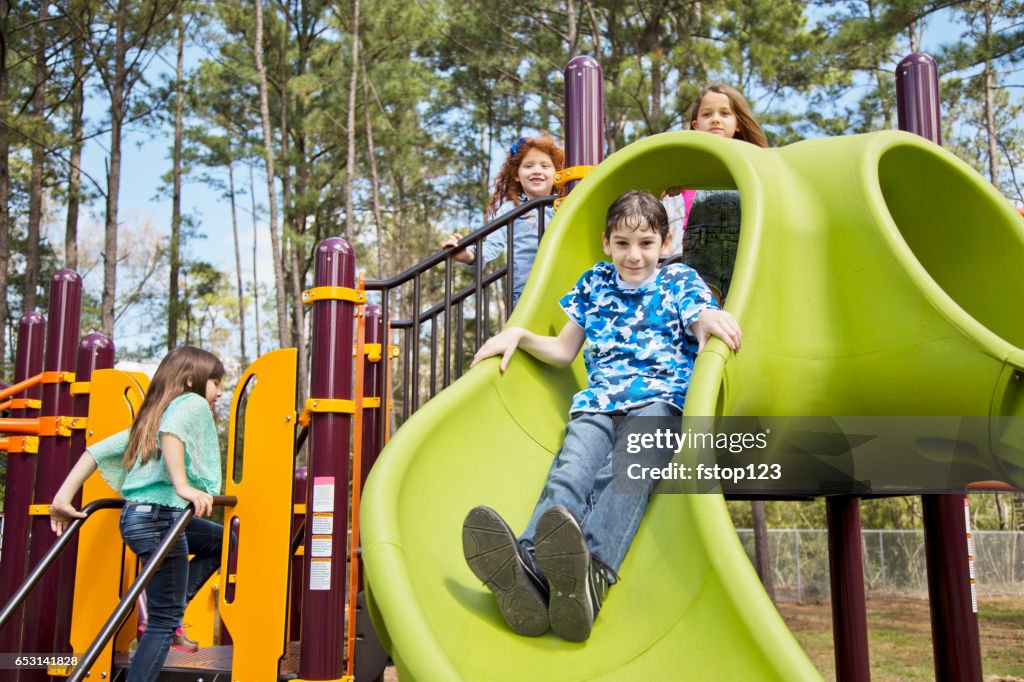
[119,502,223,682]
[519,401,681,572]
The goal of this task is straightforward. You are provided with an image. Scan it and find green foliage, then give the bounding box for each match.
[0,0,1020,388]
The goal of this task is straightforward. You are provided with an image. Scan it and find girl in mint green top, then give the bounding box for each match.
[87,391,222,508]
[50,346,226,680]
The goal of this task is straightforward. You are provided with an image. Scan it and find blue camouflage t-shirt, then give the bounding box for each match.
[559,262,718,413]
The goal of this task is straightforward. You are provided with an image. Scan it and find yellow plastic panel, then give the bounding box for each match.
[218,349,297,680]
[70,369,147,679]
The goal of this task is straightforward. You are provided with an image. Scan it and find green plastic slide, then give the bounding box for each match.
[361,131,1024,681]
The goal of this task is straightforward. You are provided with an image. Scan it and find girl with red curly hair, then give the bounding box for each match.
[442,134,565,307]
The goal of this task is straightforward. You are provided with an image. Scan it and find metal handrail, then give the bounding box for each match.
[364,195,556,290]
[361,195,557,437]
[388,268,507,329]
[70,495,238,682]
[0,497,126,629]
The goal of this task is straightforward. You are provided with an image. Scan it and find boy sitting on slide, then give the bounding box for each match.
[463,190,741,641]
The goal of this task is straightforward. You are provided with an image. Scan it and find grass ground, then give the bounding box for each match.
[777,594,1024,681]
[381,595,1023,681]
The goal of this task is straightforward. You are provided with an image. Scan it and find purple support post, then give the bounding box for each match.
[358,305,385,589]
[361,305,384,491]
[825,497,871,681]
[51,334,115,652]
[289,466,307,641]
[22,270,81,680]
[896,52,983,682]
[896,53,942,145]
[0,312,46,661]
[220,516,239,646]
[299,238,356,680]
[564,55,604,191]
[921,497,982,681]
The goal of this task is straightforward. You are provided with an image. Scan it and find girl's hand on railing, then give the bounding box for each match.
[50,497,87,536]
[441,233,475,264]
[175,484,214,518]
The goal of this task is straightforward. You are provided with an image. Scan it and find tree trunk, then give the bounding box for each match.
[182,267,192,344]
[751,500,776,602]
[228,150,247,365]
[25,0,49,313]
[651,51,662,132]
[103,0,129,336]
[0,0,11,369]
[982,0,999,186]
[277,6,292,339]
[866,0,893,129]
[479,115,488,212]
[361,59,384,277]
[290,235,306,399]
[254,0,289,348]
[65,17,85,271]
[250,162,262,357]
[345,0,360,238]
[168,14,185,350]
[567,0,577,57]
[277,7,306,399]
[583,0,600,56]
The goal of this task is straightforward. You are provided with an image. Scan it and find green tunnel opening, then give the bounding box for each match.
[878,144,1024,349]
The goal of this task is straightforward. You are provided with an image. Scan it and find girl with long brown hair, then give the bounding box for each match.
[50,346,226,681]
[668,83,768,303]
[441,134,566,307]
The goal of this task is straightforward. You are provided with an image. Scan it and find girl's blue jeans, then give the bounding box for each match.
[119,502,223,682]
[519,401,681,572]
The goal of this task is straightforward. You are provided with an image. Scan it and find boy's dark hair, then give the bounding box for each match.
[604,190,670,240]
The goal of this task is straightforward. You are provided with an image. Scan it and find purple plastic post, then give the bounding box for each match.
[896,52,983,682]
[922,497,982,680]
[219,515,239,646]
[358,305,385,589]
[300,238,355,680]
[0,312,46,661]
[289,466,307,640]
[564,55,604,191]
[826,497,871,681]
[361,305,384,489]
[896,53,942,145]
[22,270,81,680]
[51,334,115,652]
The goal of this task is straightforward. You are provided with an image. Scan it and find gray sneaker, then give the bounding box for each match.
[462,506,550,636]
[533,505,616,642]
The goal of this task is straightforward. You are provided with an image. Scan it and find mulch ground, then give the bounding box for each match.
[377,594,1023,681]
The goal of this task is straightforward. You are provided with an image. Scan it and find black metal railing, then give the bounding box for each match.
[0,498,126,629]
[364,196,555,442]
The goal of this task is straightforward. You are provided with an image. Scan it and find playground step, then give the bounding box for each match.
[111,642,302,680]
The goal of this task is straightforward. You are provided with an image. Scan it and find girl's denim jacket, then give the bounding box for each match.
[469,200,555,299]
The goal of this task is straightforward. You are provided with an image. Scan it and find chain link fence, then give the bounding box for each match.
[736,529,1024,602]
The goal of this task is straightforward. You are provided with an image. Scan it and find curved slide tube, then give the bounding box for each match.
[361,131,1024,681]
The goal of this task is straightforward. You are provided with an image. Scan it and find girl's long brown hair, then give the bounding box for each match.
[689,84,768,148]
[123,346,225,470]
[486,134,566,216]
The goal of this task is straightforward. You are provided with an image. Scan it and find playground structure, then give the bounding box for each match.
[359,53,1023,682]
[0,250,393,680]
[0,51,1019,682]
